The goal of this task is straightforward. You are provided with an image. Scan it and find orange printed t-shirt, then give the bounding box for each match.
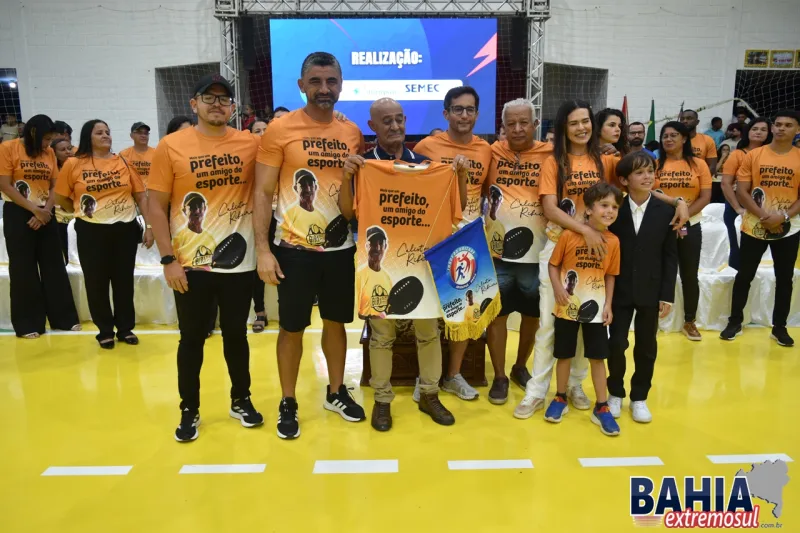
[414,132,492,223]
[257,109,363,251]
[55,155,145,224]
[550,228,620,323]
[691,133,718,161]
[737,145,800,240]
[118,146,155,187]
[353,160,462,319]
[483,140,553,263]
[653,157,712,225]
[0,138,58,206]
[540,153,618,242]
[148,127,259,273]
[722,149,748,177]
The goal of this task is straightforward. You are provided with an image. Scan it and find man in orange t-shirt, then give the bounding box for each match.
[722,109,800,347]
[148,74,264,443]
[680,109,718,174]
[254,52,366,440]
[118,122,155,188]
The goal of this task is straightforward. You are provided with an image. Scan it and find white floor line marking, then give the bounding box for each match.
[42,466,133,476]
[707,454,793,464]
[579,457,664,468]
[179,464,266,474]
[448,460,533,471]
[313,460,398,474]
[0,328,363,337]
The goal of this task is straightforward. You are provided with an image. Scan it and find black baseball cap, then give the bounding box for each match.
[193,74,234,97]
[366,226,387,243]
[131,122,150,133]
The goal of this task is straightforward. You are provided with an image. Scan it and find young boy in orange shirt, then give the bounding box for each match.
[544,182,622,436]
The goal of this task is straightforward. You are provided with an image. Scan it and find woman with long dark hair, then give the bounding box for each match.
[653,121,712,341]
[516,100,620,420]
[0,115,80,338]
[54,119,154,349]
[720,118,772,270]
[597,108,630,156]
[51,137,73,263]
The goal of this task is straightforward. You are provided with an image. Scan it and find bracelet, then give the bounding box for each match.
[673,197,684,207]
[145,224,152,229]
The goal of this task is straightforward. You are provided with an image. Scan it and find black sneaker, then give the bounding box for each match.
[230,397,264,428]
[770,327,794,347]
[324,384,367,422]
[719,323,742,341]
[277,397,300,439]
[174,408,200,442]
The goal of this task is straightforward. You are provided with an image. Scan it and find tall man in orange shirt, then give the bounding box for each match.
[414,86,491,402]
[119,122,155,187]
[680,109,718,175]
[148,74,264,442]
[254,52,367,440]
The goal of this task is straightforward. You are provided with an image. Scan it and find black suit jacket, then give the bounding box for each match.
[609,195,678,308]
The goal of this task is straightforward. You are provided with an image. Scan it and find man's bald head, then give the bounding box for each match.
[368,98,406,149]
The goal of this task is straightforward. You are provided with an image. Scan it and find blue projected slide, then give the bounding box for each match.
[269,18,497,135]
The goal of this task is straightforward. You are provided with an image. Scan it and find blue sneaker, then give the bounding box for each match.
[591,405,620,436]
[544,397,569,423]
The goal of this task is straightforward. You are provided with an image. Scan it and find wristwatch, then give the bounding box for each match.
[160,255,176,265]
[782,210,790,222]
[145,224,152,229]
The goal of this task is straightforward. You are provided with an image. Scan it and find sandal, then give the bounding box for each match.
[121,334,139,346]
[252,315,267,333]
[21,332,40,339]
[98,338,115,349]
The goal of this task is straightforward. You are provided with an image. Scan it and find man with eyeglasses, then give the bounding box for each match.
[414,86,491,402]
[627,122,657,159]
[149,73,264,442]
[119,122,155,188]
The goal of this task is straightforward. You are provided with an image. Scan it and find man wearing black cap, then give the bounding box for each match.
[119,122,155,187]
[148,73,264,442]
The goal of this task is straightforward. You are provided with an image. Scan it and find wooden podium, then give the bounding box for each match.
[359,319,487,387]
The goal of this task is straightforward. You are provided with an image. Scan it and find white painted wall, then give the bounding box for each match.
[0,0,220,150]
[546,0,799,129]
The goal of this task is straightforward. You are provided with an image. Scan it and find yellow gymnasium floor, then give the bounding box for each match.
[0,313,797,532]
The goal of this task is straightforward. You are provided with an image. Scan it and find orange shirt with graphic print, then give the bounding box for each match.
[353,160,462,319]
[148,127,259,273]
[483,140,553,262]
[540,153,618,242]
[691,133,717,160]
[415,132,492,223]
[550,228,620,323]
[257,110,363,251]
[737,145,800,240]
[0,138,58,207]
[653,157,712,225]
[118,146,155,187]
[55,155,144,224]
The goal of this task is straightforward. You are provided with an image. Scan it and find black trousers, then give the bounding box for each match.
[678,223,702,322]
[74,218,138,341]
[3,202,79,336]
[57,221,69,265]
[723,203,740,271]
[729,231,800,328]
[174,270,254,410]
[607,304,659,401]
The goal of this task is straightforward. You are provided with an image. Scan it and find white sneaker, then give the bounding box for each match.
[630,401,652,423]
[412,377,420,403]
[442,373,479,400]
[607,396,622,419]
[567,384,591,410]
[513,394,545,419]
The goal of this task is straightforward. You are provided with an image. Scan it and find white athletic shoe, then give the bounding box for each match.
[567,384,591,410]
[630,400,652,423]
[441,373,479,400]
[607,396,622,419]
[412,377,420,403]
[513,394,545,419]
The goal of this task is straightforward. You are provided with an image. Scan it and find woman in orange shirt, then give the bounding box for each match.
[0,114,80,338]
[720,118,772,270]
[653,121,712,341]
[51,137,74,264]
[597,108,630,157]
[55,120,154,349]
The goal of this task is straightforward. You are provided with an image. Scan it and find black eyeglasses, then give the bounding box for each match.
[198,93,233,106]
[449,106,477,116]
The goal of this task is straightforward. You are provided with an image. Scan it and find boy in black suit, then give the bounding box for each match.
[607,152,678,423]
